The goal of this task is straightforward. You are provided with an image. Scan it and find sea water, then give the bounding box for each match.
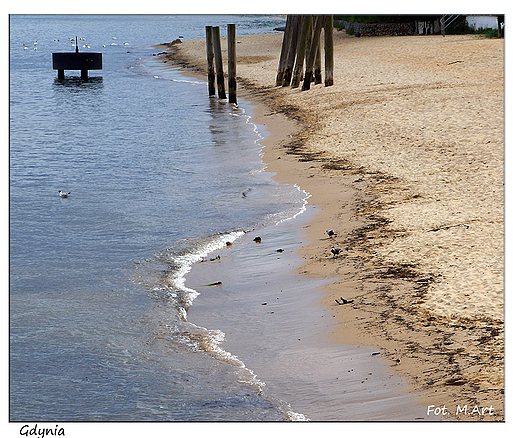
[10,15,428,423]
[9,14,309,421]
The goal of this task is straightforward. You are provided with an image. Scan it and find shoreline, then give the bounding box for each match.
[186,206,427,421]
[157,31,504,421]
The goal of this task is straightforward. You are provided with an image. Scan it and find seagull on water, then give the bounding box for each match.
[58,191,71,198]
[326,229,336,238]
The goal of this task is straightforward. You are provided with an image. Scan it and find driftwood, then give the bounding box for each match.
[427,223,469,232]
[335,297,353,305]
[204,281,222,286]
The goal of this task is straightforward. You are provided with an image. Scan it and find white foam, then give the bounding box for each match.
[286,410,310,422]
[187,322,267,393]
[166,231,245,319]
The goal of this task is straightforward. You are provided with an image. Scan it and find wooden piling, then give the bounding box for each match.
[324,15,334,87]
[291,15,312,88]
[302,15,323,91]
[212,26,226,99]
[227,24,237,104]
[282,15,303,87]
[314,38,322,84]
[275,15,295,86]
[305,16,319,83]
[205,26,216,96]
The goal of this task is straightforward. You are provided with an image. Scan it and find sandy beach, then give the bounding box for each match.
[159,29,504,421]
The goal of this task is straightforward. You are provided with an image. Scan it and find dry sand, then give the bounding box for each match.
[158,30,504,421]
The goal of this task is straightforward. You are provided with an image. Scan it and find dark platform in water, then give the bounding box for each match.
[52,50,102,79]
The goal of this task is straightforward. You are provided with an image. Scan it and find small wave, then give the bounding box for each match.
[163,231,245,320]
[162,318,310,420]
[236,100,311,227]
[143,230,269,393]
[175,321,267,393]
[286,410,310,421]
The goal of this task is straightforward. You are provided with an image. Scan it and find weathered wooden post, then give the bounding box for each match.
[282,15,303,87]
[304,16,319,83]
[324,15,334,87]
[227,24,237,104]
[302,15,323,91]
[291,15,313,88]
[275,15,295,86]
[205,26,216,96]
[497,15,504,38]
[212,26,226,99]
[314,36,322,84]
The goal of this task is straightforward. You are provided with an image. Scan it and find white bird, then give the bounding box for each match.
[326,229,336,237]
[58,191,71,198]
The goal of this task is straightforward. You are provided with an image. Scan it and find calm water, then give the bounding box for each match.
[9,14,310,421]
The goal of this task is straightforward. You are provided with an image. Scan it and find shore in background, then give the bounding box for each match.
[159,30,504,421]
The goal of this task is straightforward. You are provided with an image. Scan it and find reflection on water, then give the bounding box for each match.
[10,14,303,422]
[53,76,104,90]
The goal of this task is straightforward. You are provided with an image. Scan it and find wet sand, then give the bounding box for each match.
[187,208,427,421]
[160,30,504,421]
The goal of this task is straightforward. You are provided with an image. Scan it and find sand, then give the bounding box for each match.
[186,208,427,421]
[158,29,504,421]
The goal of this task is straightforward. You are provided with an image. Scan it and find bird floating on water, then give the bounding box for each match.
[58,191,70,198]
[331,248,342,256]
[326,229,336,238]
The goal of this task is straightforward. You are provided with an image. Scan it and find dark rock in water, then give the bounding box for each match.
[253,236,262,243]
